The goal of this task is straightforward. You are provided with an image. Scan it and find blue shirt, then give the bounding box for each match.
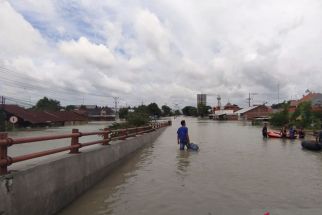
[177,126,188,143]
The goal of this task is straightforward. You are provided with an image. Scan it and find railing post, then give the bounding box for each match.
[0,133,8,175]
[102,128,110,145]
[70,129,80,153]
[119,129,126,140]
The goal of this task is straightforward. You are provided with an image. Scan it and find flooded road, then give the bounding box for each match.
[59,117,322,214]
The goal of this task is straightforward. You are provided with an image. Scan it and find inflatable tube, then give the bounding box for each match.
[301,140,322,151]
[187,142,199,151]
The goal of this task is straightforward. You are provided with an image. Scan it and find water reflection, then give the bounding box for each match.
[176,150,191,175]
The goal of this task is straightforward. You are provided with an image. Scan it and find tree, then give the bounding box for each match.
[65,105,75,111]
[118,107,129,119]
[182,106,198,116]
[0,109,6,131]
[291,101,313,128]
[197,103,211,117]
[270,102,289,126]
[127,111,150,126]
[34,97,61,111]
[174,110,181,116]
[147,103,162,118]
[271,101,289,109]
[135,105,148,114]
[161,105,172,116]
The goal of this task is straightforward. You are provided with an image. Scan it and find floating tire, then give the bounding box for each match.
[301,140,322,151]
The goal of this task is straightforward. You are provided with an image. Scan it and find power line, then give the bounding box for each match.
[0,66,120,105]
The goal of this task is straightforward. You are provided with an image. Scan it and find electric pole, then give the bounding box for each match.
[113,97,119,120]
[247,92,258,107]
[277,83,280,104]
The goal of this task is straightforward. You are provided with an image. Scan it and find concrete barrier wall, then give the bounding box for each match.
[0,128,166,215]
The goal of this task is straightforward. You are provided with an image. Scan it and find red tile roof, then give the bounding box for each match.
[2,105,87,124]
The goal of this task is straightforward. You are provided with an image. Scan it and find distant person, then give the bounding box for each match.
[289,126,295,139]
[262,123,268,138]
[177,120,190,150]
[280,126,287,138]
[298,127,305,139]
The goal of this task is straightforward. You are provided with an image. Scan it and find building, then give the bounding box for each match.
[235,105,272,121]
[212,102,240,120]
[289,92,322,113]
[2,105,88,127]
[75,105,115,121]
[197,94,207,106]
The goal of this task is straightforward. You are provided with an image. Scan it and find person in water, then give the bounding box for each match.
[289,126,296,139]
[280,126,287,138]
[177,120,190,150]
[262,123,268,138]
[298,127,305,139]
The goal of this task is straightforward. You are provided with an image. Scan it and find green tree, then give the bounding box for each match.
[271,101,289,109]
[270,102,289,126]
[119,107,129,119]
[147,103,162,117]
[182,106,198,116]
[135,105,148,113]
[300,101,313,127]
[161,105,172,116]
[0,109,6,131]
[197,103,211,117]
[127,107,150,126]
[174,110,181,116]
[34,97,61,111]
[65,105,75,111]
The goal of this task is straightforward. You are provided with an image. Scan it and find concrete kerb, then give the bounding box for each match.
[0,127,166,215]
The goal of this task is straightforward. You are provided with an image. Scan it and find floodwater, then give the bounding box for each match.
[55,117,322,214]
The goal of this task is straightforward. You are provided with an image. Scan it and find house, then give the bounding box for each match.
[287,92,322,113]
[292,92,322,112]
[212,103,240,120]
[235,105,272,121]
[75,105,115,121]
[2,105,87,127]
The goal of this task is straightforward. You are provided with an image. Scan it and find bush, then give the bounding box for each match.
[127,111,150,127]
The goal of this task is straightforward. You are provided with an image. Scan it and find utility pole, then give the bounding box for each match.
[277,83,280,104]
[217,95,221,110]
[247,92,258,107]
[247,92,251,107]
[0,96,6,131]
[113,97,119,120]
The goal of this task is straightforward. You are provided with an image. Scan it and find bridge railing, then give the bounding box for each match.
[0,121,171,175]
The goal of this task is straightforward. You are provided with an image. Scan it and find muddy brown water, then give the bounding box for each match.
[54,118,322,214]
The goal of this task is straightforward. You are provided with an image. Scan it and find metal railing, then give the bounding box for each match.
[0,121,171,175]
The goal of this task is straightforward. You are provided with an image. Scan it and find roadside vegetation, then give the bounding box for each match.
[182,104,211,117]
[270,101,322,130]
[112,103,174,129]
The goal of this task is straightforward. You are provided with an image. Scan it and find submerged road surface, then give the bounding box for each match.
[59,118,322,215]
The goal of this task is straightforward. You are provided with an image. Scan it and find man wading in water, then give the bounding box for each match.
[177,120,190,150]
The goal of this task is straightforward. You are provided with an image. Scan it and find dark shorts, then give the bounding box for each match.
[180,142,188,150]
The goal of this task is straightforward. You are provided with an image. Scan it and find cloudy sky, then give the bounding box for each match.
[1,0,322,109]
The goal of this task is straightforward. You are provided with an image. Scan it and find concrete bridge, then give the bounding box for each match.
[0,122,169,215]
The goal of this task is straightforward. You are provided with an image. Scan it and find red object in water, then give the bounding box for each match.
[264,212,270,215]
[267,131,282,138]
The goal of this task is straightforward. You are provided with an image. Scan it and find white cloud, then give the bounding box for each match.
[59,37,116,68]
[1,0,322,108]
[0,1,48,57]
